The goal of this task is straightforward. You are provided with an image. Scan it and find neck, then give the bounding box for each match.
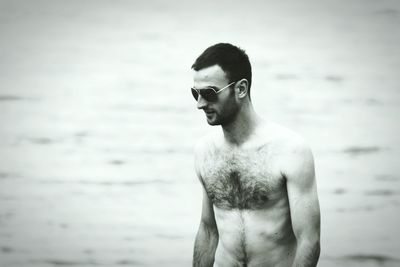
[221,101,260,146]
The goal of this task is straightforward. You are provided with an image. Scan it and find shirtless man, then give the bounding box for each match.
[191,43,320,267]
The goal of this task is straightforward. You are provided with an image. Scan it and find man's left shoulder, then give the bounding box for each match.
[266,123,314,170]
[283,131,313,160]
[266,122,312,153]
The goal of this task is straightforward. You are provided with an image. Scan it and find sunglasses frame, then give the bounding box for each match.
[191,81,236,102]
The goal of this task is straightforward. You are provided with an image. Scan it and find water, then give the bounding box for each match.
[0,0,399,266]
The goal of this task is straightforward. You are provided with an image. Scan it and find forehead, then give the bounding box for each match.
[192,65,228,87]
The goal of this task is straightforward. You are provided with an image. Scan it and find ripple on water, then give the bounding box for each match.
[32,259,100,266]
[33,259,142,266]
[364,189,399,196]
[1,246,13,253]
[0,172,14,180]
[0,95,24,102]
[325,75,344,82]
[375,174,399,182]
[340,254,400,265]
[27,137,55,145]
[333,188,346,195]
[343,146,382,156]
[373,8,400,18]
[336,205,375,213]
[115,259,141,265]
[39,179,173,187]
[109,160,125,165]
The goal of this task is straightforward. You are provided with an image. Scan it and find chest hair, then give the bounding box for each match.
[200,145,285,210]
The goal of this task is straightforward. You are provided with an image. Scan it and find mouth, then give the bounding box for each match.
[204,110,215,115]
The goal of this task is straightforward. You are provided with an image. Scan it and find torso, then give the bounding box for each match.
[196,123,298,267]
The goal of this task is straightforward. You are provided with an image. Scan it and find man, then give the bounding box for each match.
[191,43,320,267]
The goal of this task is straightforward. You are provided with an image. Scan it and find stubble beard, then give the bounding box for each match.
[206,103,240,126]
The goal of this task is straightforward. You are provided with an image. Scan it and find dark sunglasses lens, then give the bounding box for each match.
[200,89,217,102]
[191,88,218,102]
[191,88,199,100]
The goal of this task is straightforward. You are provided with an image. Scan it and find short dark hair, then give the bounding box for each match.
[191,43,252,97]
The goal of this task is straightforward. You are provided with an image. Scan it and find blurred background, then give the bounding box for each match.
[0,0,399,266]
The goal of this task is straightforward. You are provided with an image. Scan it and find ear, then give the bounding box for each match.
[236,79,249,99]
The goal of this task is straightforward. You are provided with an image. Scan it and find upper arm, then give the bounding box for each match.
[199,186,218,228]
[194,141,218,229]
[283,140,320,242]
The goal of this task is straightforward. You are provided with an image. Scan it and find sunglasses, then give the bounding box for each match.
[191,81,236,102]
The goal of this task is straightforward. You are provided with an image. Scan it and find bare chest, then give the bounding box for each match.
[200,145,286,210]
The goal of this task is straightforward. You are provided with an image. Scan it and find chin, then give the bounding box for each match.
[206,118,221,126]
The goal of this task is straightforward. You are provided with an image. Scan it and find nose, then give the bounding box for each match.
[196,95,208,109]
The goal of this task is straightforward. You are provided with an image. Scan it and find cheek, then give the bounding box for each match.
[219,100,239,117]
[225,97,239,111]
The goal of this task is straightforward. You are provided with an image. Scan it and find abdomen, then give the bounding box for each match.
[213,198,296,267]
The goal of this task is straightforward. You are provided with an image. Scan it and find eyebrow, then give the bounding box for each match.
[193,85,218,90]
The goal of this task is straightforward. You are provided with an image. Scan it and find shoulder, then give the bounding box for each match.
[262,122,314,176]
[194,132,218,159]
[280,127,312,160]
[193,132,220,176]
[264,121,311,152]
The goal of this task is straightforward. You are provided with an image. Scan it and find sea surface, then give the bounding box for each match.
[0,0,399,266]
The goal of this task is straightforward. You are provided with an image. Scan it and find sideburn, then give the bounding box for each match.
[219,90,241,126]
